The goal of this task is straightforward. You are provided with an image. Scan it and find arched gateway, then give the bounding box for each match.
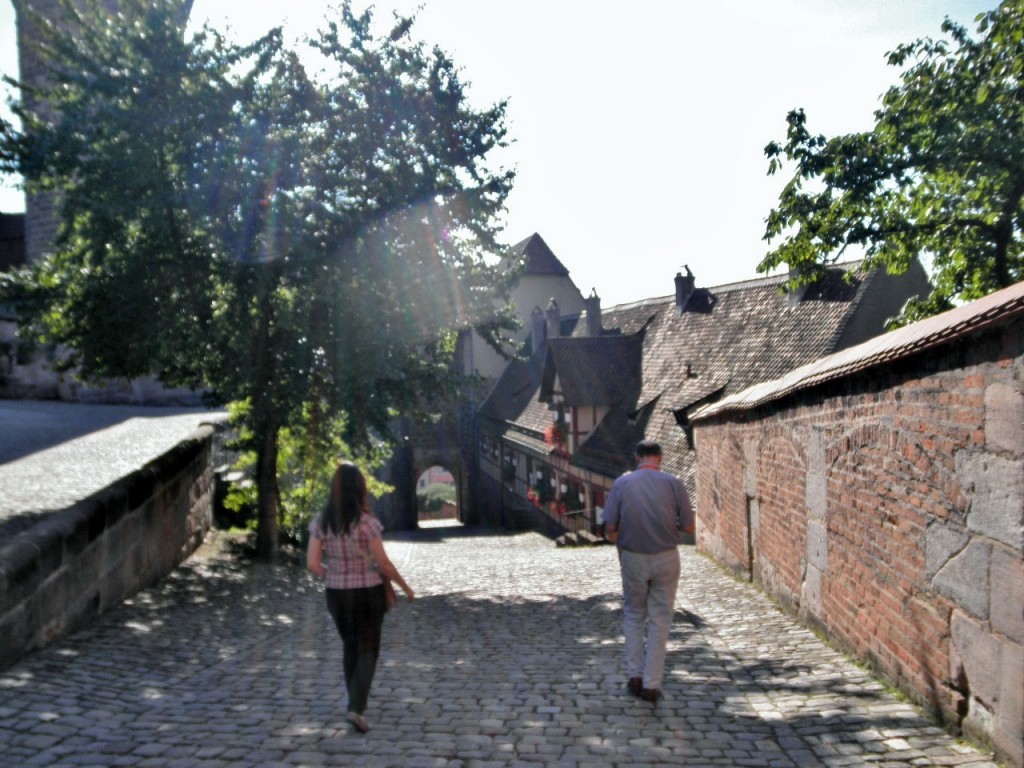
[372,409,477,531]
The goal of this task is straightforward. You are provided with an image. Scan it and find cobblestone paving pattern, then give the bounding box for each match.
[0,525,1001,767]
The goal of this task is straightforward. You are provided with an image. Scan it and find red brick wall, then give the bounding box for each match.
[755,431,807,609]
[698,435,749,577]
[693,317,1024,768]
[823,419,941,687]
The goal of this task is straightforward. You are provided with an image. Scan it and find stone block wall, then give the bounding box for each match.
[0,317,61,400]
[692,318,1023,768]
[0,316,209,404]
[0,424,215,670]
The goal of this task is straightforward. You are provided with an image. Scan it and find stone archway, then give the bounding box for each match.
[373,412,470,531]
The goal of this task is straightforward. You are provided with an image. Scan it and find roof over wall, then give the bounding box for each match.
[691,280,1024,422]
[479,260,926,488]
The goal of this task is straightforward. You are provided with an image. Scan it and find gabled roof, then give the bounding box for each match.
[570,395,657,478]
[669,375,729,413]
[505,233,571,277]
[586,263,875,478]
[616,265,873,418]
[478,342,548,427]
[539,335,643,407]
[478,337,563,455]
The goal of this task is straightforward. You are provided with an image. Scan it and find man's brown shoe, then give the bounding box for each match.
[640,688,661,705]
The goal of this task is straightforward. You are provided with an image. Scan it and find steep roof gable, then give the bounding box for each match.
[506,233,571,277]
[570,395,658,479]
[539,335,644,407]
[477,339,556,443]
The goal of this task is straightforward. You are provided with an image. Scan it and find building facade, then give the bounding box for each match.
[477,258,932,535]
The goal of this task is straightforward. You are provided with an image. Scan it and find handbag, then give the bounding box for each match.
[351,530,398,612]
[383,579,397,612]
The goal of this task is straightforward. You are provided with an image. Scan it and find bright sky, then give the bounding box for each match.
[1,1,996,306]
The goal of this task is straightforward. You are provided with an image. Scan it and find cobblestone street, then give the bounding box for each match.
[0,523,1000,767]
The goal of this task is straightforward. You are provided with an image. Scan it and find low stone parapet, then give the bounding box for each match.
[0,424,216,670]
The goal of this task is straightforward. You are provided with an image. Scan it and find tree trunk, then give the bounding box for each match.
[254,422,280,561]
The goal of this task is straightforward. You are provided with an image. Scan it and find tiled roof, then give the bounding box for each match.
[505,233,571,277]
[478,339,561,447]
[668,375,729,412]
[622,265,871,415]
[482,260,920,490]
[692,279,1024,421]
[540,335,643,407]
[570,397,656,478]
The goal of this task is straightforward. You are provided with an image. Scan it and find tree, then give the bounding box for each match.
[760,3,1024,326]
[0,0,518,558]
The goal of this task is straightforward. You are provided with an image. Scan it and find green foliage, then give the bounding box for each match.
[223,398,392,542]
[417,482,456,513]
[761,3,1024,326]
[275,403,393,543]
[2,0,267,386]
[0,0,518,557]
[219,399,258,521]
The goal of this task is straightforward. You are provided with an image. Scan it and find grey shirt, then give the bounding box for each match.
[603,468,694,554]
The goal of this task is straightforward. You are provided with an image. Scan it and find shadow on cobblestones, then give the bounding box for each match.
[0,529,999,767]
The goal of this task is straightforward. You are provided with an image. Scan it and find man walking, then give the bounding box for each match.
[603,440,695,705]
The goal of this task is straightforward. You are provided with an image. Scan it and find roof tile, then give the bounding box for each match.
[481,260,924,492]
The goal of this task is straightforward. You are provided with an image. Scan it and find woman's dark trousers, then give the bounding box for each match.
[325,585,386,715]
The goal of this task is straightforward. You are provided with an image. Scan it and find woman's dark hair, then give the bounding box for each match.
[320,462,368,536]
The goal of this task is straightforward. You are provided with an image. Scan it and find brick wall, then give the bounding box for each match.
[0,424,216,670]
[693,317,1023,768]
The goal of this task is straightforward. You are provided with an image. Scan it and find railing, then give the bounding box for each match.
[497,468,603,537]
[533,502,600,536]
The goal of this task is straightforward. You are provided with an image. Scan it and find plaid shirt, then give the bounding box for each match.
[309,512,385,590]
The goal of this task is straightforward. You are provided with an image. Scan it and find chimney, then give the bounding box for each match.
[787,263,811,308]
[675,265,695,316]
[584,288,602,337]
[530,306,546,354]
[546,298,561,340]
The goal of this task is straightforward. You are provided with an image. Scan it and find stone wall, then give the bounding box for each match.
[692,316,1023,768]
[0,424,216,671]
[13,0,194,266]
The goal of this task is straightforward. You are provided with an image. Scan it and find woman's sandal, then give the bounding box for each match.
[346,711,370,733]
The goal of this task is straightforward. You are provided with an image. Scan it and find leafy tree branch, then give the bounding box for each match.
[761,3,1024,326]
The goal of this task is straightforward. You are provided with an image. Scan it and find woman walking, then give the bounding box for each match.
[306,462,414,733]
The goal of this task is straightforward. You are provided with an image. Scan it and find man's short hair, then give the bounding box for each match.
[635,440,662,458]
